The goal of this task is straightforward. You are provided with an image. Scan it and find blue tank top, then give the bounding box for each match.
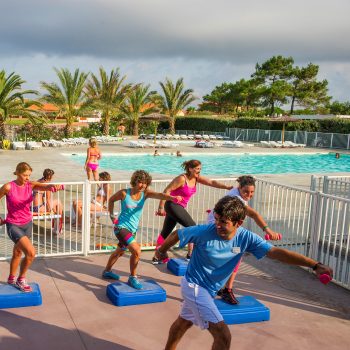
[117,188,146,233]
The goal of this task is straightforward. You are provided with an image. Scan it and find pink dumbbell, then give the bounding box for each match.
[265,233,282,240]
[319,274,332,285]
[0,217,5,225]
[51,184,65,192]
[113,218,119,225]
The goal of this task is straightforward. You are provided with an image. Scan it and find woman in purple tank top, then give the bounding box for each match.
[152,159,233,264]
[0,162,62,292]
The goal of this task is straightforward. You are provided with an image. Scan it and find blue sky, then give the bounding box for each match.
[1,0,350,104]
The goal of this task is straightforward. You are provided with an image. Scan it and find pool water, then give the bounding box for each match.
[69,152,350,175]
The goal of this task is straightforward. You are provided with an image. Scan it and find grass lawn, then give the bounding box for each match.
[6,118,66,125]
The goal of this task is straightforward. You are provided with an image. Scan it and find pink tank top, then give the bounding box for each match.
[170,175,197,208]
[6,181,33,225]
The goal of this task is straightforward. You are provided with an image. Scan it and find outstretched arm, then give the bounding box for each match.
[246,206,281,240]
[267,247,333,277]
[197,176,233,190]
[108,189,125,221]
[146,190,182,203]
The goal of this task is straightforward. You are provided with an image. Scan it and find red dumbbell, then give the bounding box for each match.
[319,273,332,285]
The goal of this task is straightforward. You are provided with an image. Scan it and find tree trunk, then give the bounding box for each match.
[270,101,275,115]
[290,96,296,114]
[103,115,110,136]
[170,116,175,134]
[0,118,7,139]
[133,119,139,136]
[64,121,73,138]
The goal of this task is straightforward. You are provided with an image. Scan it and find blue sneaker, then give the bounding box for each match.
[102,270,120,280]
[128,275,143,289]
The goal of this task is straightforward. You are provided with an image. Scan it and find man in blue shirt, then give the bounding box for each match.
[155,196,333,350]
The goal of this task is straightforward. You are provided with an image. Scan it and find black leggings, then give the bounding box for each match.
[160,201,196,239]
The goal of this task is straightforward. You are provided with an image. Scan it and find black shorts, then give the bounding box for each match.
[114,226,136,250]
[6,222,33,244]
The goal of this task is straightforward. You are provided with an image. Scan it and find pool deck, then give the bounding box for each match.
[0,138,349,188]
[0,251,349,350]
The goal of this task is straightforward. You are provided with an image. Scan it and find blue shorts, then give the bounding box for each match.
[6,222,33,244]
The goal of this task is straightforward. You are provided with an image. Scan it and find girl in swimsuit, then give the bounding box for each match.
[72,171,112,226]
[0,162,62,292]
[33,169,63,216]
[85,138,101,181]
[152,159,233,264]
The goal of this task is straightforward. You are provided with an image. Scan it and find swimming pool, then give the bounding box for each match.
[68,152,350,175]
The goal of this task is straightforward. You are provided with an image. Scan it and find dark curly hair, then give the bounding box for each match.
[237,175,255,188]
[42,168,55,180]
[99,171,111,181]
[130,170,152,187]
[181,159,201,175]
[214,196,246,222]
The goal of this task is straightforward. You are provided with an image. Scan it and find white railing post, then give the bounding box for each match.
[309,191,322,260]
[323,176,330,195]
[82,180,91,256]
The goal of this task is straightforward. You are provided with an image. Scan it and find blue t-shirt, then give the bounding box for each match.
[178,223,273,297]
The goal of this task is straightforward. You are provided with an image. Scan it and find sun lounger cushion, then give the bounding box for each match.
[106,280,166,306]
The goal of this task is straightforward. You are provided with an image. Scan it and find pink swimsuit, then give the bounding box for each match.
[6,181,33,225]
[170,175,197,208]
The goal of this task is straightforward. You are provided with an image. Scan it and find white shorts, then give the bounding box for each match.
[180,276,223,329]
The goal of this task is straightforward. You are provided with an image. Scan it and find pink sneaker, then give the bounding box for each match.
[7,275,16,285]
[15,278,33,292]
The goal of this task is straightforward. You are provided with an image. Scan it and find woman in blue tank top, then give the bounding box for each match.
[102,170,182,290]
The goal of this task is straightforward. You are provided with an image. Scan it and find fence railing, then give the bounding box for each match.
[0,178,349,289]
[311,175,350,199]
[226,128,350,150]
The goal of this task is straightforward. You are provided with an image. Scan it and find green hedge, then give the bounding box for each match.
[159,116,350,134]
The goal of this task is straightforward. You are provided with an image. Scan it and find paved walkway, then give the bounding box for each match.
[0,251,349,350]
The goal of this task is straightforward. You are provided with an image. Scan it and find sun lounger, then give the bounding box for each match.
[26,141,42,150]
[12,141,26,150]
[128,141,145,148]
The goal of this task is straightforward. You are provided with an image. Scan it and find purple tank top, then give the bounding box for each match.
[6,181,33,225]
[170,175,197,208]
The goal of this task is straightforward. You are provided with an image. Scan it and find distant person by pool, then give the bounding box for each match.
[335,153,340,159]
[154,150,160,156]
[176,151,183,157]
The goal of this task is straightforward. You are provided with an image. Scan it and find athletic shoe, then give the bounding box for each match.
[128,276,143,289]
[151,248,169,265]
[7,275,16,285]
[102,270,120,280]
[217,287,239,305]
[15,278,32,293]
[185,253,192,261]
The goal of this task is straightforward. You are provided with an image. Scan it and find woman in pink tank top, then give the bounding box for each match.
[0,162,63,292]
[152,159,233,263]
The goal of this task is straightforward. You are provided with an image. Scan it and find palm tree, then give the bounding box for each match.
[158,78,196,134]
[0,70,40,138]
[41,68,89,137]
[85,67,130,135]
[121,84,157,136]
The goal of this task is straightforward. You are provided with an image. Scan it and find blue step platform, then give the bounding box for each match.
[215,296,270,325]
[0,283,42,309]
[167,258,188,276]
[107,279,166,307]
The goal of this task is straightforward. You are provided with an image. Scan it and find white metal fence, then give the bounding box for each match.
[311,175,350,199]
[0,179,349,289]
[226,128,350,149]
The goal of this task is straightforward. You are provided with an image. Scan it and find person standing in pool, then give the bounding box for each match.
[152,159,233,263]
[207,175,281,304]
[84,138,101,181]
[0,162,62,292]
